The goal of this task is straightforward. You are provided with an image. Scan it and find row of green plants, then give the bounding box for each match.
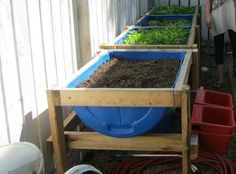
[151,5,195,15]
[123,26,188,45]
[122,5,193,45]
[146,19,189,27]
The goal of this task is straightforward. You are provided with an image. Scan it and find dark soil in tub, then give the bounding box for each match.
[77,57,180,88]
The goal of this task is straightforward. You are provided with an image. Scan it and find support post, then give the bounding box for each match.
[195,25,201,59]
[47,90,68,174]
[191,51,200,89]
[181,85,191,174]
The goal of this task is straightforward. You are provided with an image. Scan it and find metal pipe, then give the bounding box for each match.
[113,153,182,158]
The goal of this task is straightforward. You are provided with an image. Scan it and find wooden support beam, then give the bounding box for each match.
[47,116,199,160]
[66,132,183,151]
[195,25,201,60]
[188,24,196,46]
[190,135,199,160]
[181,85,191,174]
[175,51,192,90]
[47,90,68,173]
[49,88,182,107]
[191,51,200,90]
[47,111,79,143]
[100,44,198,50]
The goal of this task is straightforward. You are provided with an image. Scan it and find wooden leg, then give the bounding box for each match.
[47,90,68,174]
[195,25,201,60]
[191,51,200,90]
[182,86,191,174]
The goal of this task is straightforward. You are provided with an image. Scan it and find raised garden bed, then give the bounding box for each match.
[100,16,198,49]
[100,7,199,49]
[47,49,195,174]
[150,5,195,15]
[135,15,193,27]
[121,27,190,45]
[67,50,187,138]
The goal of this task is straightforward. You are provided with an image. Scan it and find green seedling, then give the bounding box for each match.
[123,27,189,45]
[151,5,195,15]
[146,19,189,27]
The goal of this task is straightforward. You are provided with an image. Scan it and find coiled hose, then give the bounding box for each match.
[111,151,236,174]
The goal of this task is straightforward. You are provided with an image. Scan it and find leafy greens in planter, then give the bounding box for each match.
[151,6,195,15]
[123,27,188,45]
[146,19,189,27]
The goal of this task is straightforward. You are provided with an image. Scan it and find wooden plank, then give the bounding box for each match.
[97,0,105,44]
[175,51,193,90]
[47,111,79,142]
[190,135,199,160]
[51,0,67,84]
[181,0,190,6]
[69,0,81,71]
[66,132,183,151]
[191,51,200,90]
[195,25,201,60]
[139,0,148,15]
[47,90,68,173]
[187,7,198,45]
[148,0,155,9]
[49,88,182,107]
[192,7,199,26]
[0,0,24,144]
[170,0,179,5]
[60,0,74,79]
[159,0,169,6]
[133,14,147,26]
[187,24,196,46]
[181,85,191,174]
[77,0,92,64]
[100,44,198,50]
[40,0,58,86]
[145,7,155,15]
[196,14,202,54]
[190,0,198,6]
[101,0,109,43]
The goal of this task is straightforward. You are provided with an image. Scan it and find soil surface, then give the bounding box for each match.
[78,57,180,88]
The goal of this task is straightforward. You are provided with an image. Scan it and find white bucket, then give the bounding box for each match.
[0,142,44,174]
[65,164,103,174]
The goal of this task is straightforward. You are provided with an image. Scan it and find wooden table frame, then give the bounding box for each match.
[47,51,197,174]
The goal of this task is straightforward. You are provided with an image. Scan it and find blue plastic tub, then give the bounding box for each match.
[114,27,191,45]
[135,15,193,27]
[67,50,185,137]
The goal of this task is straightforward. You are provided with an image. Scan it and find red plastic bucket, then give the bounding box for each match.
[193,130,233,154]
[191,104,235,134]
[195,89,234,109]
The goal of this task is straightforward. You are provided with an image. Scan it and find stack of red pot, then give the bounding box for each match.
[191,89,235,154]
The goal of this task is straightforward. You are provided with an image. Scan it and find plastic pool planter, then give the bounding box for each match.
[67,50,185,138]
